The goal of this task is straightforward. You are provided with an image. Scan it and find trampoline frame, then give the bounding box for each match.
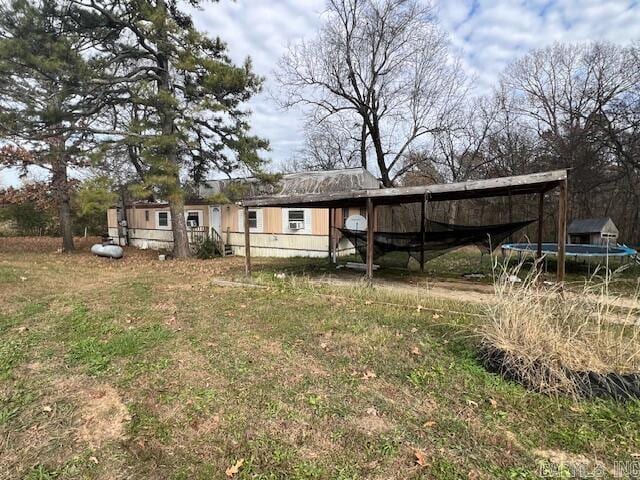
[502,242,637,258]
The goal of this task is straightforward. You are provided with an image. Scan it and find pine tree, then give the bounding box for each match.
[0,0,100,251]
[74,0,268,257]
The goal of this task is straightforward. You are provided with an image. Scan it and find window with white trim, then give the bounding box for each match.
[282,208,311,234]
[157,211,170,229]
[287,210,305,230]
[239,208,263,233]
[248,210,258,229]
[186,211,202,227]
[342,207,349,227]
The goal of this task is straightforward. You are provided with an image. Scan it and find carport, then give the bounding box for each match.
[241,169,569,281]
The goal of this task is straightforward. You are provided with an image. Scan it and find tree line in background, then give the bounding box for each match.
[280,0,640,244]
[1,0,640,251]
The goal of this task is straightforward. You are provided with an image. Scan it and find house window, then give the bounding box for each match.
[342,207,349,227]
[248,210,258,229]
[288,210,305,230]
[359,207,367,218]
[239,209,262,232]
[157,211,169,228]
[145,210,149,222]
[186,211,201,227]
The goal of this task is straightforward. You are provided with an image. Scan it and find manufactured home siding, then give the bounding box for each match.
[312,209,328,235]
[107,203,360,257]
[227,232,328,258]
[264,207,282,233]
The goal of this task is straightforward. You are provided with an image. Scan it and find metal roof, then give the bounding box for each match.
[200,167,380,198]
[568,218,617,234]
[242,169,568,208]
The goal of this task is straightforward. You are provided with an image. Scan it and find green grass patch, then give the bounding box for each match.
[67,324,171,375]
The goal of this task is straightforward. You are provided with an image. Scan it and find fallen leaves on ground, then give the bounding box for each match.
[362,370,376,380]
[225,458,244,477]
[414,449,429,467]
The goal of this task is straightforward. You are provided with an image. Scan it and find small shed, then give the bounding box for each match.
[568,218,618,245]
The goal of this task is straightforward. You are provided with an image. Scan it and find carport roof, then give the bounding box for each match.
[241,169,568,208]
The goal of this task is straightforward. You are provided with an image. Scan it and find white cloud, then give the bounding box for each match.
[437,0,640,93]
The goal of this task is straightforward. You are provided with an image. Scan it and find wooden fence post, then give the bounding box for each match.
[244,206,251,276]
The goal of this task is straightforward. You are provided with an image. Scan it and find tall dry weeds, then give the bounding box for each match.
[478,259,640,399]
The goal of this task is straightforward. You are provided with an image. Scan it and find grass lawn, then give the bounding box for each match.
[1,238,639,479]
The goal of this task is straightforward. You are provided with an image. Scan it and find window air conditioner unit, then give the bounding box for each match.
[187,220,198,228]
[289,221,304,230]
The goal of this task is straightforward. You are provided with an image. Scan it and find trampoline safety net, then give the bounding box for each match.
[339,219,534,267]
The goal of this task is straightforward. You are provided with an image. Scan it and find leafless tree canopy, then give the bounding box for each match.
[277,0,467,186]
[284,114,363,172]
[281,27,640,241]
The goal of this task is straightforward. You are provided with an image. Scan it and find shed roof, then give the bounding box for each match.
[568,218,618,234]
[242,169,568,208]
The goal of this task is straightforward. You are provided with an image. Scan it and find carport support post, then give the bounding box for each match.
[557,179,567,283]
[328,208,335,265]
[420,193,428,273]
[243,206,251,276]
[537,192,544,263]
[366,198,375,280]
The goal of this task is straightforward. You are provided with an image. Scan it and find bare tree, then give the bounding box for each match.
[277,0,466,186]
[285,114,363,172]
[498,41,640,240]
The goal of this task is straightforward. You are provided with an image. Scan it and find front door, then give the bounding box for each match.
[210,206,222,236]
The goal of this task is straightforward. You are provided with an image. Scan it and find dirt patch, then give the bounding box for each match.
[352,409,392,435]
[53,378,130,449]
[533,448,608,475]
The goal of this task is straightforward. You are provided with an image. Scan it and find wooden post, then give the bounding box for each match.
[508,190,513,243]
[328,208,334,265]
[537,192,544,261]
[243,206,251,276]
[420,194,428,273]
[557,179,567,283]
[366,198,375,280]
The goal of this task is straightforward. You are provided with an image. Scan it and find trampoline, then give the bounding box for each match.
[502,243,637,258]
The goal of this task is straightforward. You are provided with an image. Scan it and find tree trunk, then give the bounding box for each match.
[59,197,74,252]
[50,139,74,252]
[169,194,191,258]
[367,116,392,187]
[360,121,367,171]
[156,0,190,258]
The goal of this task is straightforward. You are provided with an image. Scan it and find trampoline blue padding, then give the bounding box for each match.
[502,243,637,257]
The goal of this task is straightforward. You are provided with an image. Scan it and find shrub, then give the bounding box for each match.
[194,237,218,259]
[478,261,640,399]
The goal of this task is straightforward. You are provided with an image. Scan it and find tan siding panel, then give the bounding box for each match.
[312,209,328,235]
[263,208,282,233]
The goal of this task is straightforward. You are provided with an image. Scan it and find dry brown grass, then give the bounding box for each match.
[478,261,640,398]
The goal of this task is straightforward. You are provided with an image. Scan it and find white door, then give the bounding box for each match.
[210,206,222,235]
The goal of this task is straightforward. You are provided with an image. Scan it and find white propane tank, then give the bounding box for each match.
[91,243,124,259]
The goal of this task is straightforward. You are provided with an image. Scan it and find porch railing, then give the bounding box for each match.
[210,227,226,256]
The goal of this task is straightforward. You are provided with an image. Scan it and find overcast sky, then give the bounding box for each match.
[2,0,638,187]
